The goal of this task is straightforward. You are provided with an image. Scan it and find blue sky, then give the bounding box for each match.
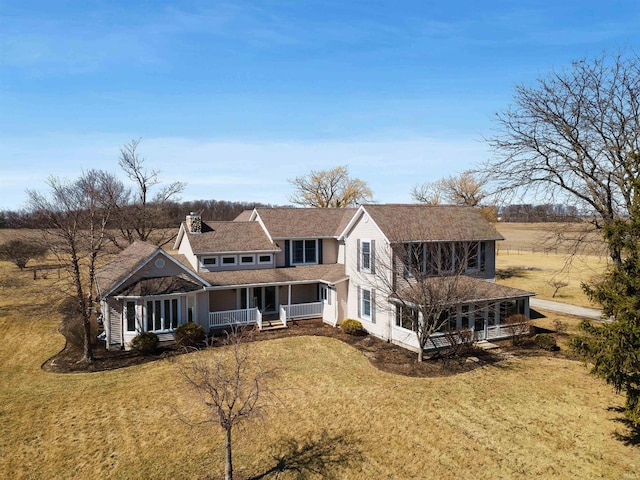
[1,0,639,210]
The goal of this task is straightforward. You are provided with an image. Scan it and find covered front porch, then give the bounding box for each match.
[206,282,331,331]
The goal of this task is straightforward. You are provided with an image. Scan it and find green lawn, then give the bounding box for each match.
[0,262,638,479]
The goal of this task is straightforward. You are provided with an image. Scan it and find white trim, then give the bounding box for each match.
[257,254,273,264]
[99,248,210,298]
[239,254,255,265]
[361,287,372,319]
[220,255,237,266]
[143,296,182,332]
[338,205,389,243]
[361,240,372,272]
[200,256,218,267]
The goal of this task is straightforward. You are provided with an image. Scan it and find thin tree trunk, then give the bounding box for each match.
[417,346,424,362]
[225,426,233,480]
[83,314,94,362]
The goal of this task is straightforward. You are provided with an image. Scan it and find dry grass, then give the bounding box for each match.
[0,260,638,479]
[496,222,606,256]
[493,222,612,308]
[495,251,608,308]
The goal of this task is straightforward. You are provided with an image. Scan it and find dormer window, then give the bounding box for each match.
[240,255,255,265]
[201,257,217,267]
[221,256,237,266]
[258,254,273,264]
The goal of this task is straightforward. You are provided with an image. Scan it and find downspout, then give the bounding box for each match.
[121,298,125,349]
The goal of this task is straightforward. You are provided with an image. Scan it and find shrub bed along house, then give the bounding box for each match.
[131,332,159,355]
[174,322,206,348]
[340,319,367,336]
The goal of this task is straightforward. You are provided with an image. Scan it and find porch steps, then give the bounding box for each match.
[475,340,500,350]
[260,320,288,331]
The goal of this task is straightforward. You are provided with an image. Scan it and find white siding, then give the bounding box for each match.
[343,212,392,341]
[105,298,122,350]
[177,234,198,270]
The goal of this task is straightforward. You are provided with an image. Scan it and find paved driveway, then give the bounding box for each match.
[530,298,602,320]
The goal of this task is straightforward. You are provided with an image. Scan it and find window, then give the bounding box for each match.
[240,255,254,265]
[395,305,419,331]
[362,289,371,317]
[437,309,450,332]
[466,242,479,271]
[404,243,424,277]
[460,305,471,328]
[258,254,272,264]
[291,240,317,264]
[145,298,179,331]
[440,243,454,273]
[126,301,137,332]
[362,241,371,270]
[221,256,237,265]
[480,241,486,271]
[202,257,217,267]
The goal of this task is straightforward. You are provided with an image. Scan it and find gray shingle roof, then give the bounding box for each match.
[397,276,534,304]
[95,241,159,296]
[363,204,504,242]
[184,221,279,254]
[254,207,357,238]
[113,274,203,296]
[198,263,348,287]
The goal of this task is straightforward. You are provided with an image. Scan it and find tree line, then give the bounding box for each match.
[0,199,277,230]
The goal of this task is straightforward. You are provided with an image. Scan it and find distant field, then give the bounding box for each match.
[494,223,610,308]
[496,222,607,256]
[0,260,637,479]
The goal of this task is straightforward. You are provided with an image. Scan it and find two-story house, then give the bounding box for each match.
[96,205,533,353]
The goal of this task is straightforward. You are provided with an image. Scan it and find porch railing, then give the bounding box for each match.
[282,302,323,320]
[279,306,288,327]
[486,322,529,340]
[209,308,260,328]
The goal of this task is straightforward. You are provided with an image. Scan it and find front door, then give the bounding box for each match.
[251,286,278,313]
[474,315,485,340]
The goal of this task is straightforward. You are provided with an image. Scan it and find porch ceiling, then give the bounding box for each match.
[199,263,348,288]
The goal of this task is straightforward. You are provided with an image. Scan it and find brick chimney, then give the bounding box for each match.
[186,212,202,234]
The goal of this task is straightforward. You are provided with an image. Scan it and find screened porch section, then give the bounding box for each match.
[393,297,531,348]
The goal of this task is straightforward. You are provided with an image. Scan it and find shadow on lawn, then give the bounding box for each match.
[248,429,364,480]
[608,406,640,446]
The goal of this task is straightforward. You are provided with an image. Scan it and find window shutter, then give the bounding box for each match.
[370,239,376,274]
[357,285,361,317]
[371,289,376,323]
[285,240,290,267]
[357,239,361,272]
[318,239,323,264]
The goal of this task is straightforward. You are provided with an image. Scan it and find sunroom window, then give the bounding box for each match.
[145,297,180,332]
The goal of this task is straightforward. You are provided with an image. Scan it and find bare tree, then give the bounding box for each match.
[177,330,279,480]
[288,165,373,208]
[412,171,497,222]
[481,52,640,264]
[412,171,488,207]
[26,170,126,362]
[0,238,47,270]
[111,139,186,248]
[372,239,484,362]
